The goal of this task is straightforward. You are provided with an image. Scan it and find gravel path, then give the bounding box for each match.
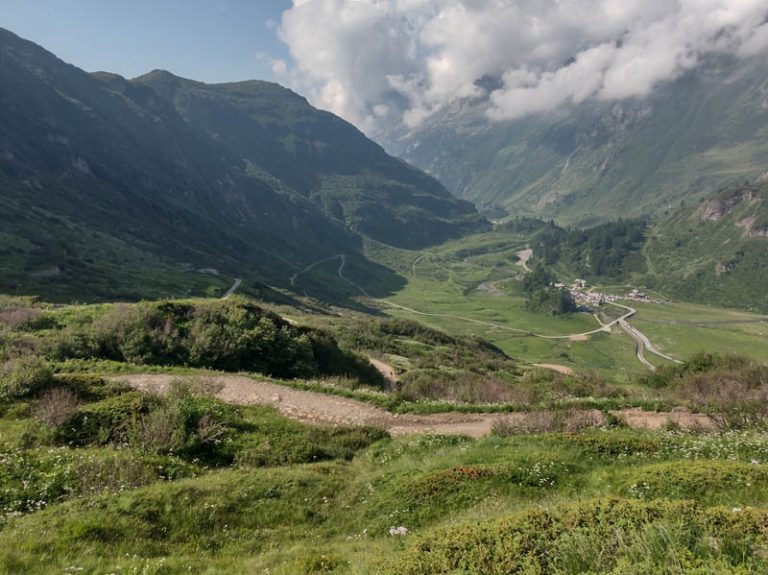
[114,374,715,437]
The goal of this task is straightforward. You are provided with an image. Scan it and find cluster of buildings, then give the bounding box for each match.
[554,280,667,308]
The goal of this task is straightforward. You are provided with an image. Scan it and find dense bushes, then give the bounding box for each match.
[0,355,53,401]
[36,299,384,386]
[641,353,768,428]
[386,498,768,574]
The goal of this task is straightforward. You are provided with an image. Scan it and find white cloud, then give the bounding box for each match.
[276,0,768,131]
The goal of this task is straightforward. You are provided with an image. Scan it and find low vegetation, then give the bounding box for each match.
[3,383,768,574]
[1,292,768,573]
[0,296,383,387]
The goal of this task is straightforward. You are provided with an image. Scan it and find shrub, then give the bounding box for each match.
[0,356,54,401]
[33,387,82,427]
[38,299,384,385]
[384,498,768,574]
[492,409,604,435]
[55,392,160,446]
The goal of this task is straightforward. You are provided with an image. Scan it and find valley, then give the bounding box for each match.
[352,230,766,380]
[1,20,768,575]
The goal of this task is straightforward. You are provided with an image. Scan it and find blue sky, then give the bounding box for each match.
[0,0,292,83]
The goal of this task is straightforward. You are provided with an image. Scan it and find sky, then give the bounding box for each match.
[3,1,768,134]
[0,0,292,84]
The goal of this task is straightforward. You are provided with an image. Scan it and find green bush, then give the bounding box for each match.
[0,356,53,401]
[41,299,384,386]
[55,392,160,446]
[385,498,768,574]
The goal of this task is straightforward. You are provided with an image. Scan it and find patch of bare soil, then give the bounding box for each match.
[114,374,716,438]
[533,363,575,375]
[369,358,400,384]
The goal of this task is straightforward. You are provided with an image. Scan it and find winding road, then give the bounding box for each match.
[221,278,242,300]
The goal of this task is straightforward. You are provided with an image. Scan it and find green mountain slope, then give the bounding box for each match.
[644,179,768,312]
[0,28,481,302]
[385,55,768,226]
[132,70,486,249]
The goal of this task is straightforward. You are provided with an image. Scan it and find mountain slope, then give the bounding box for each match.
[384,55,768,226]
[644,179,768,312]
[0,28,478,302]
[132,70,486,249]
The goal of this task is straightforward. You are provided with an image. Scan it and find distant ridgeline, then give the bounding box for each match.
[0,27,485,303]
[503,179,768,312]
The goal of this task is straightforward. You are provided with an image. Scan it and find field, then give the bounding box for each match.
[346,232,768,382]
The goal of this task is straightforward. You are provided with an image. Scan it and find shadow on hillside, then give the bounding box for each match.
[284,253,407,314]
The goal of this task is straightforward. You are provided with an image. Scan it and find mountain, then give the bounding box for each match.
[0,28,481,302]
[383,55,768,226]
[132,71,485,249]
[644,178,768,312]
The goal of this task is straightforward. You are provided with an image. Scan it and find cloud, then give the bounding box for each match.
[276,0,768,131]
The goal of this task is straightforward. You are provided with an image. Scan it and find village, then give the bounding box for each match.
[556,279,668,308]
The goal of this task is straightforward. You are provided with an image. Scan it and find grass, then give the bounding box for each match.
[3,358,768,573]
[629,301,768,364]
[4,420,768,573]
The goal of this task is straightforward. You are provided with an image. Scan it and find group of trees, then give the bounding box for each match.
[533,219,647,279]
[521,264,577,316]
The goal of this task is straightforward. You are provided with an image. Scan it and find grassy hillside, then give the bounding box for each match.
[644,180,768,312]
[2,363,768,573]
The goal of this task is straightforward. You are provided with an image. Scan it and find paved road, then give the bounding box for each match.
[221,278,242,299]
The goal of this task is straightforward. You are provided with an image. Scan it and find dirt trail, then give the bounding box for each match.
[115,374,715,437]
[516,246,533,271]
[221,278,242,300]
